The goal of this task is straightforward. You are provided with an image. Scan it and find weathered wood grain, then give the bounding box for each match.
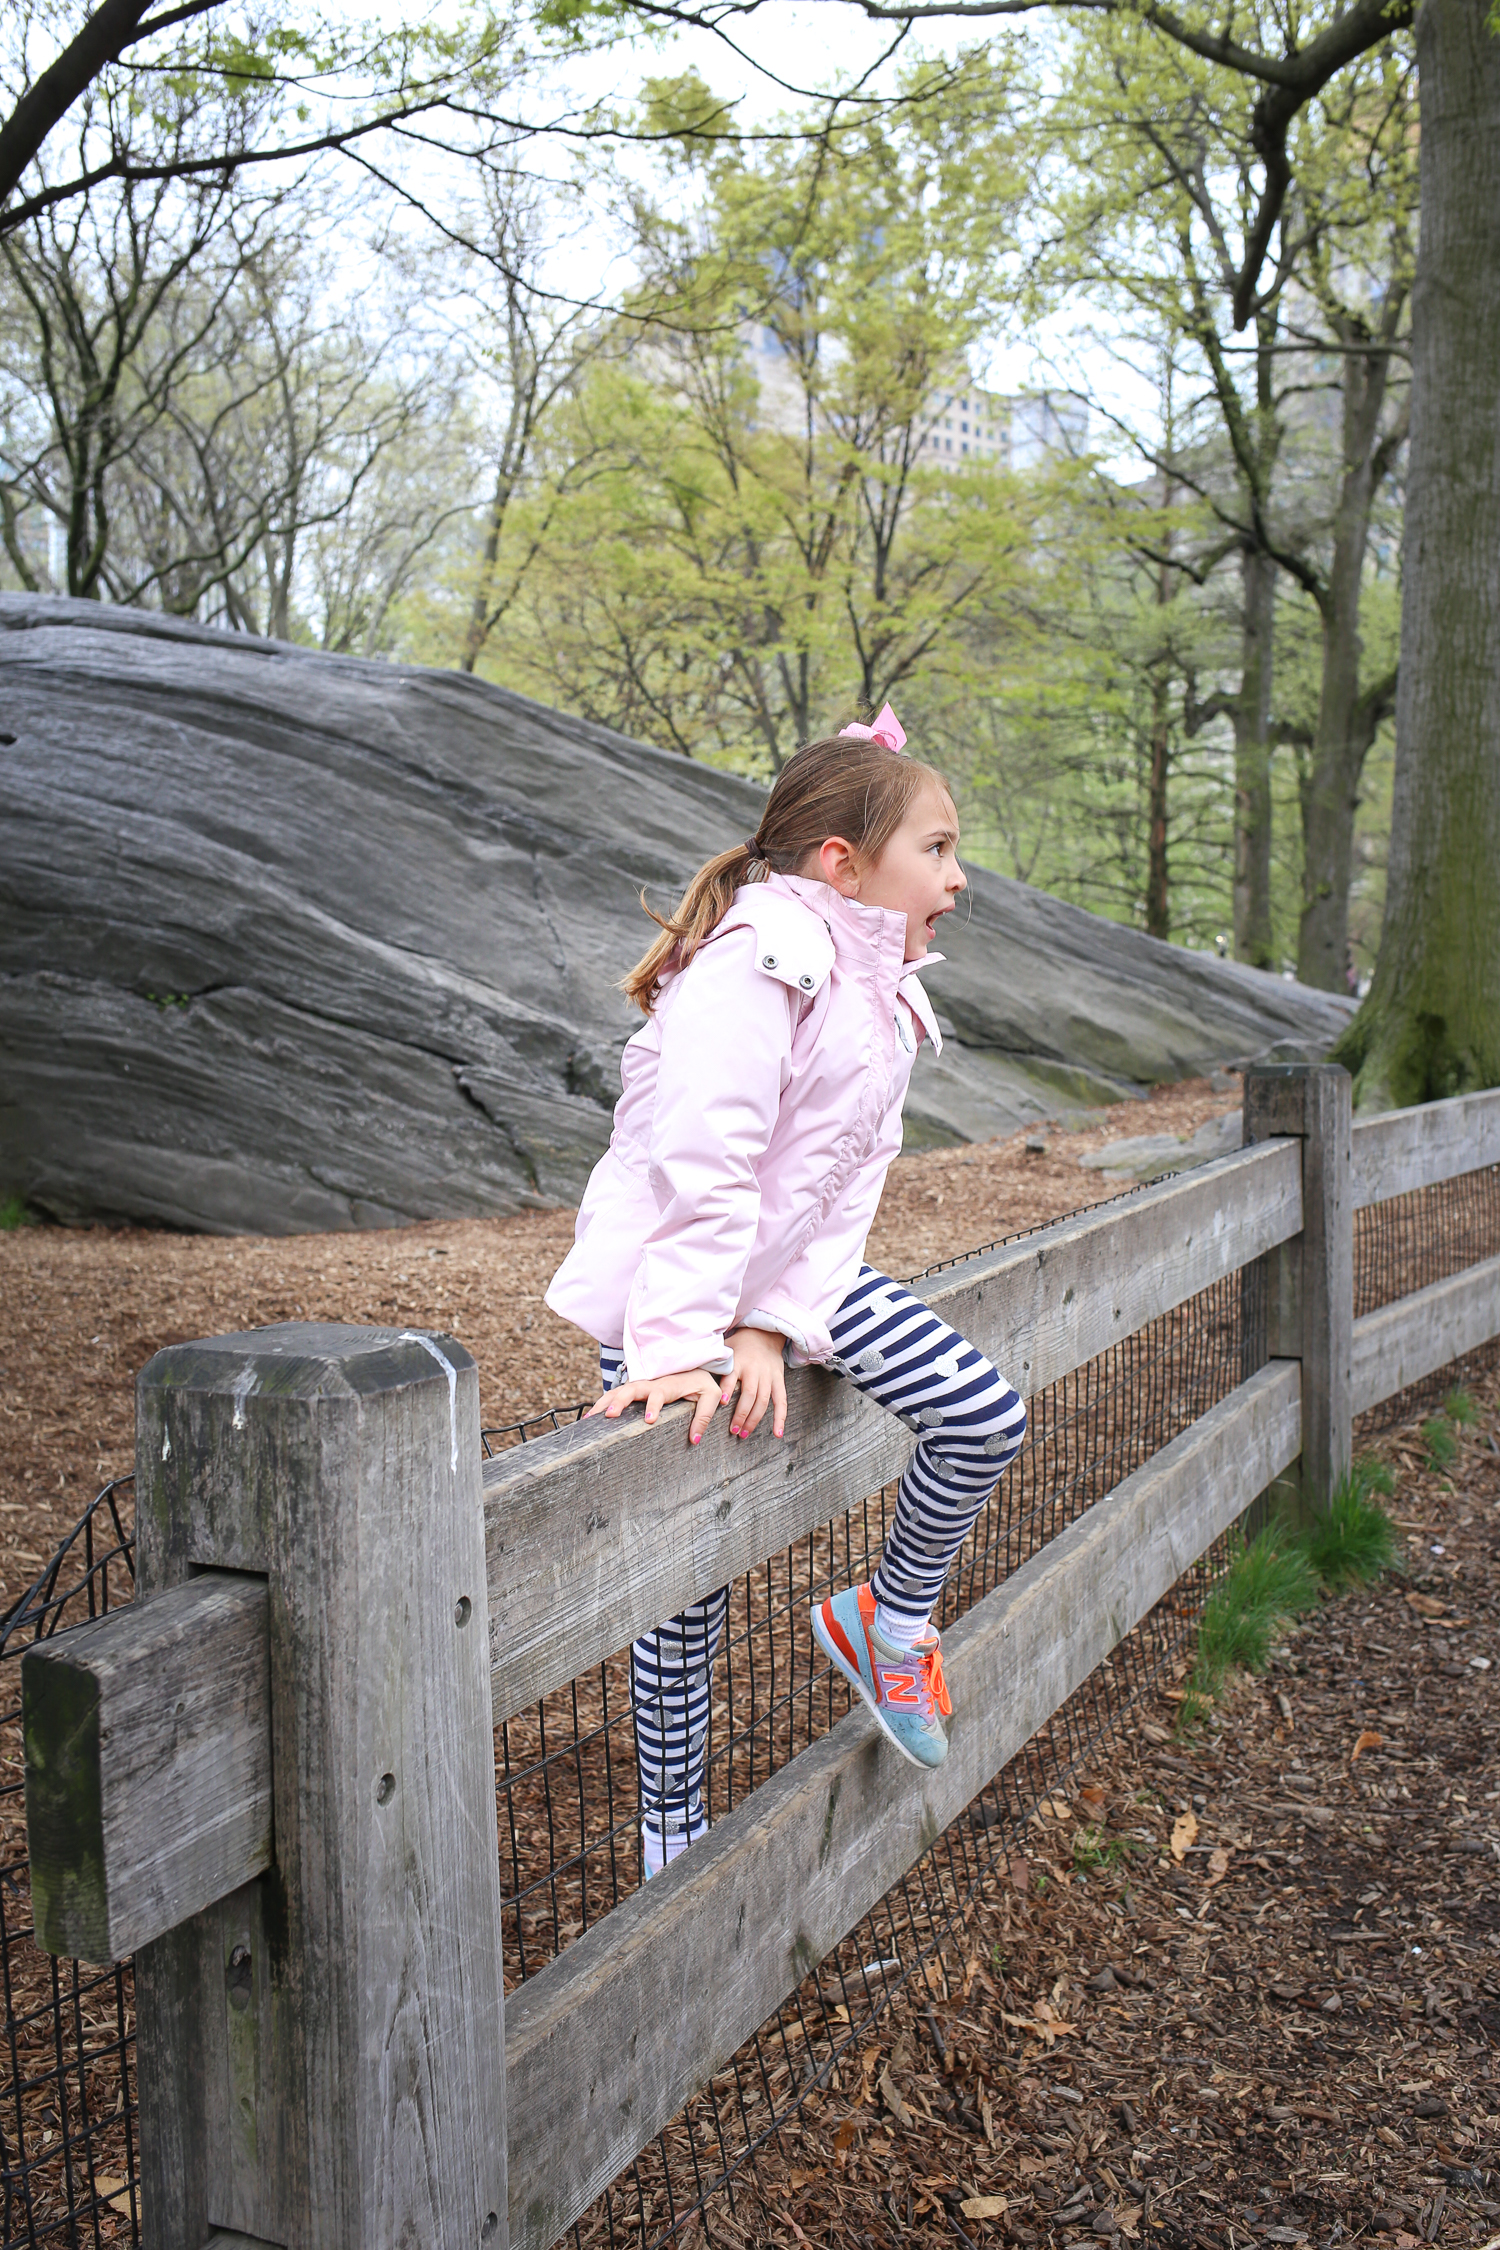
[502,1361,1303,2249]
[484,1138,1302,1720]
[1352,1088,1500,1210]
[1244,1066,1352,1513]
[133,1324,509,2250]
[1302,1069,1353,1506]
[23,1572,270,1964]
[1351,1254,1500,1416]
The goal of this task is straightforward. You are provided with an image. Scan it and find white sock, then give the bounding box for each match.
[873,1600,931,1651]
[642,1819,703,1879]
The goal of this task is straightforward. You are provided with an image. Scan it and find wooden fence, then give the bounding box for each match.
[18,1065,1500,2250]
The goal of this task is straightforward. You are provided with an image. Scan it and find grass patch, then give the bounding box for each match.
[1444,1387,1479,1427]
[1180,1458,1403,1726]
[0,1195,34,1230]
[1422,1416,1459,1469]
[1071,1824,1141,1875]
[1189,1525,1322,1707]
[1300,1458,1401,1590]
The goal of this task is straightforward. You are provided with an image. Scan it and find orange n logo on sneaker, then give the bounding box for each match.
[879,1669,920,1706]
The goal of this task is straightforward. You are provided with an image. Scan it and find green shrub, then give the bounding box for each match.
[1422,1416,1458,1469]
[0,1195,33,1231]
[1444,1388,1479,1427]
[1300,1459,1402,1591]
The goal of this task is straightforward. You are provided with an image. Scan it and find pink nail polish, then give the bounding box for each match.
[691,1431,701,1445]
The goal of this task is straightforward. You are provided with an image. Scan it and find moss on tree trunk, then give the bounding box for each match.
[1335,0,1500,1107]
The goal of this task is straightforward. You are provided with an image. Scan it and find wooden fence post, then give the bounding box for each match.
[131,1323,508,2250]
[1242,1063,1353,1517]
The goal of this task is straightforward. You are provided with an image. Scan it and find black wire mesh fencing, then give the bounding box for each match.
[511,1237,1261,2250]
[1353,1159,1500,1432]
[0,1152,1494,2249]
[0,1486,137,2250]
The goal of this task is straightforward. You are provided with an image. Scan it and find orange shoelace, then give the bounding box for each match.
[918,1637,952,1719]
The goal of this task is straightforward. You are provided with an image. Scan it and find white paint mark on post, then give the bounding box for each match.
[402,1332,460,1473]
[162,1429,171,1461]
[230,1365,256,1431]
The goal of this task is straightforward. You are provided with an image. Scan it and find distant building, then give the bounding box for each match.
[734,330,1086,469]
[1007,390,1089,470]
[637,326,1088,475]
[910,379,1009,465]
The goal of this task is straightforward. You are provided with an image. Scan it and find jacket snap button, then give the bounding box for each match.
[762,953,777,969]
[799,974,814,990]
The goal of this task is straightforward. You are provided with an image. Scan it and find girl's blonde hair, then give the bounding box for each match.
[622,732,948,1012]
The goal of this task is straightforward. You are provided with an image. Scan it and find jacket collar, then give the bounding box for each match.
[767,873,945,1055]
[769,871,907,967]
[898,968,944,1055]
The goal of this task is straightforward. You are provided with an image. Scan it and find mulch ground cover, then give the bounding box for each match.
[724,1370,1500,2250]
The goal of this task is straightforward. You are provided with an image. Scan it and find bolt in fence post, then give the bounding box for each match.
[1242,1063,1353,1519]
[132,1324,508,2249]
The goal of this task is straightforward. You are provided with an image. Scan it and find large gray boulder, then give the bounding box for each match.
[0,598,1354,1232]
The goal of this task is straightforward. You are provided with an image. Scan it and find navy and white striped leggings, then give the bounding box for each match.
[602,1264,1027,1847]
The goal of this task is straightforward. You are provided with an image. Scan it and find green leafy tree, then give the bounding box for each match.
[498,58,1036,766]
[813,0,1493,1092]
[0,1,538,235]
[1034,10,1412,979]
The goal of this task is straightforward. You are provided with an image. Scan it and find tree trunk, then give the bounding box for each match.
[1296,340,1396,991]
[1146,668,1171,940]
[461,465,513,675]
[1335,0,1500,1106]
[1233,544,1276,969]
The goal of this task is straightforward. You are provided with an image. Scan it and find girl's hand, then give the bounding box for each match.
[585,1367,724,1444]
[723,1327,788,1441]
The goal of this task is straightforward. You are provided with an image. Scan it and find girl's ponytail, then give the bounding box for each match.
[620,839,764,1012]
[620,725,947,1014]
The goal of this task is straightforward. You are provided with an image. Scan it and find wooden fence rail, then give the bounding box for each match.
[18,1067,1500,2250]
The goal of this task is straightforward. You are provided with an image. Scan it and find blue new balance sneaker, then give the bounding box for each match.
[811,1582,951,1770]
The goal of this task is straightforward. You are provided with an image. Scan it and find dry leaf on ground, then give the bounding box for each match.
[1170,1809,1198,1860]
[878,2067,910,2127]
[1352,1728,1384,1759]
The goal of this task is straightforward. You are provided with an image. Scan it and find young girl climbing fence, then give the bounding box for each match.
[545,710,1028,1877]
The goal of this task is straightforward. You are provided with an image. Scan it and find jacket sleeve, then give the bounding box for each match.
[623,923,794,1380]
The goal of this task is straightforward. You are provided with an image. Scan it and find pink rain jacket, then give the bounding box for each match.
[545,871,943,1379]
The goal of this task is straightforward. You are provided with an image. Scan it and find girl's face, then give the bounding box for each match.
[810,778,968,963]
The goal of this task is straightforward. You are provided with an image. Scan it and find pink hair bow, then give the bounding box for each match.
[839,702,907,754]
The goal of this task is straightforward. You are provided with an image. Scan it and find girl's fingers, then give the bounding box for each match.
[593,1374,728,1441]
[688,1383,721,1445]
[772,1370,787,1440]
[734,1377,769,1438]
